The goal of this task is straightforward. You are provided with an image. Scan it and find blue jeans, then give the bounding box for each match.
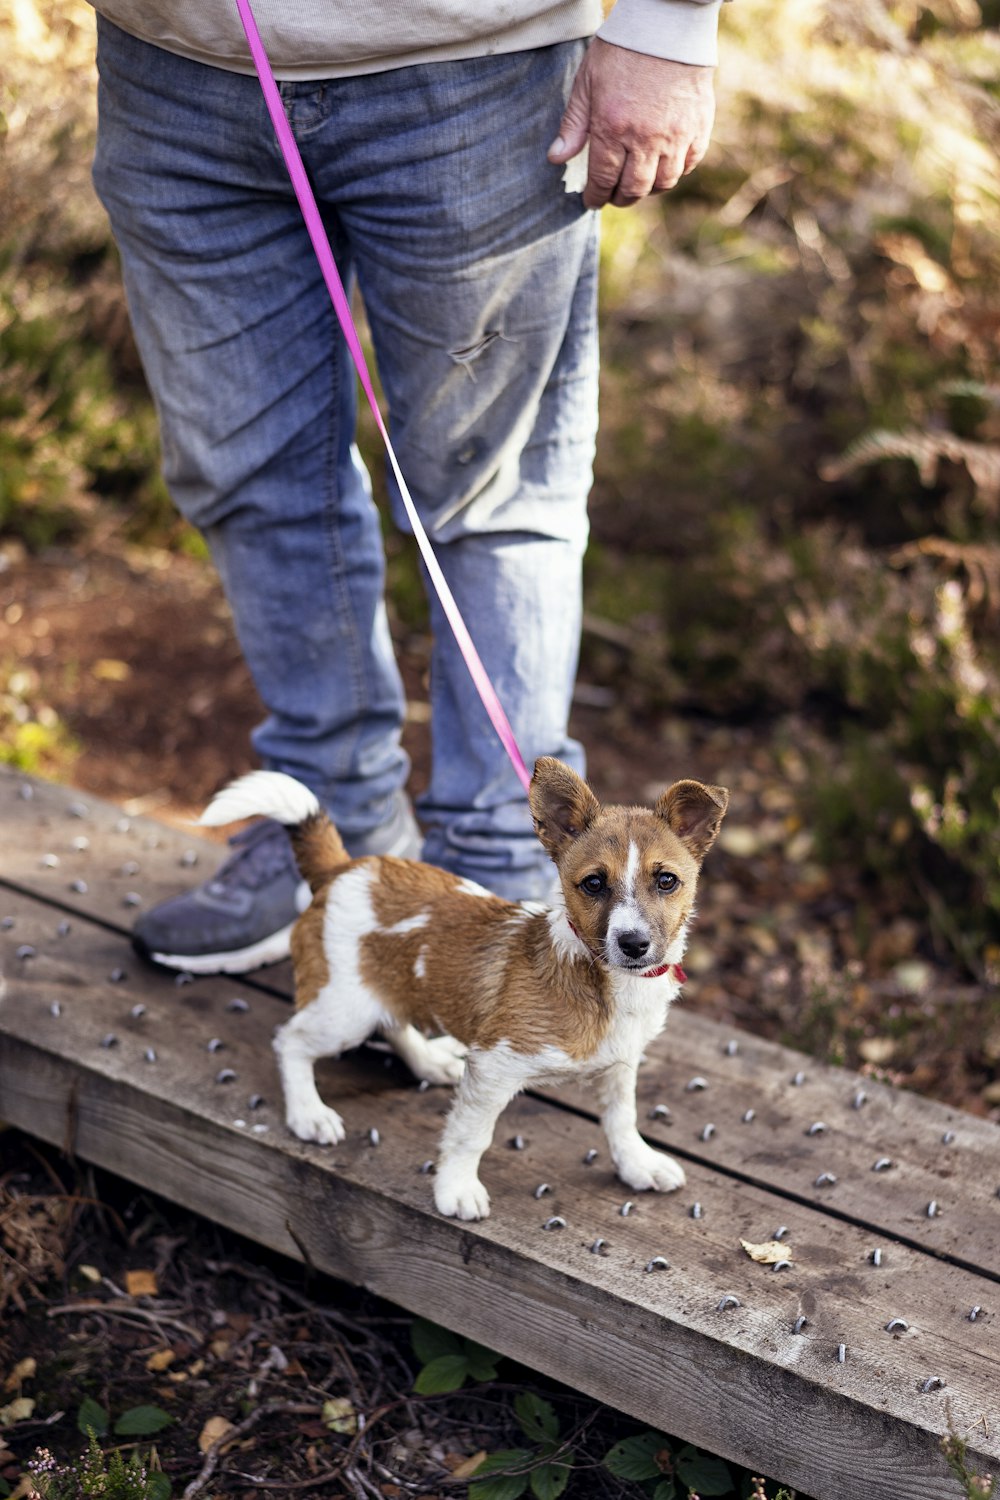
[92,20,599,900]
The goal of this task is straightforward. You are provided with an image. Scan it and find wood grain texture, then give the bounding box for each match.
[1,884,998,1500]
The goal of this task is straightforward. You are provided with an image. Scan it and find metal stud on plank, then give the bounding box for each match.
[533,1183,552,1199]
[648,1104,671,1120]
[869,1248,883,1267]
[690,1202,703,1219]
[620,1201,635,1217]
[16,945,36,961]
[772,1260,793,1273]
[70,879,88,895]
[543,1216,566,1231]
[100,1034,118,1048]
[773,1226,789,1241]
[815,1172,837,1188]
[806,1121,826,1136]
[645,1257,670,1273]
[793,1316,809,1334]
[215,1068,237,1084]
[852,1090,868,1109]
[509,1135,525,1150]
[368,1127,380,1146]
[920,1377,945,1394]
[717,1295,741,1312]
[57,921,71,937]
[724,1039,739,1056]
[590,1238,608,1256]
[792,1070,806,1086]
[700,1123,716,1142]
[418,1160,434,1175]
[837,1344,847,1363]
[583,1148,599,1165]
[872,1158,893,1173]
[248,1094,265,1110]
[741,1108,756,1123]
[49,1002,61,1018]
[686,1076,708,1092]
[175,972,194,987]
[941,1130,956,1145]
[969,1306,983,1322]
[144,1048,157,1064]
[885,1318,909,1333]
[926,1200,941,1218]
[227,997,250,1013]
[123,892,142,908]
[129,1004,146,1019]
[207,1038,224,1052]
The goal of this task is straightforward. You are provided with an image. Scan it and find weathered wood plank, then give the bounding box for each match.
[1,887,998,1500]
[5,767,1000,1275]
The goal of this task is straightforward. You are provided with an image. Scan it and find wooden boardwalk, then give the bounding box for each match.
[1,766,998,1500]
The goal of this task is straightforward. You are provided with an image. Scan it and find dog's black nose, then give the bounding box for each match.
[617,930,651,960]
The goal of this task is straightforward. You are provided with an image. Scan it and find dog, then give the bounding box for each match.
[200,758,728,1220]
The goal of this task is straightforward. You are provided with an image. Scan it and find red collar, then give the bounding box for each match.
[567,921,686,983]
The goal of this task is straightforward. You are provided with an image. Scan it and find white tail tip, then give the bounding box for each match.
[199,771,321,829]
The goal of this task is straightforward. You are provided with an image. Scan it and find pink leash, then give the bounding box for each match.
[234,0,533,796]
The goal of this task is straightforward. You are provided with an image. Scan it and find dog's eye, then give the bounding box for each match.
[657,871,680,893]
[581,873,606,895]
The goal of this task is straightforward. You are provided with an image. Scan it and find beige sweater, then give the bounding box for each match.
[90,0,724,79]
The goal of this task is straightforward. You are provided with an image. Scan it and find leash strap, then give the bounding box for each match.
[234,0,533,796]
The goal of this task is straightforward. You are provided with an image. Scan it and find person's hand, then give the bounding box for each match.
[548,37,716,209]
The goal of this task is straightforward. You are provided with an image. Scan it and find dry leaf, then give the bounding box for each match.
[78,1265,101,1284]
[209,1337,232,1359]
[740,1238,792,1265]
[322,1397,357,1435]
[450,1451,489,1481]
[93,658,131,682]
[198,1415,236,1453]
[3,1358,36,1391]
[0,1397,35,1427]
[188,1359,205,1378]
[126,1269,158,1298]
[145,1349,175,1373]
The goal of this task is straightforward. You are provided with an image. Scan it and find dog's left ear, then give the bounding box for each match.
[529,757,601,860]
[655,780,729,860]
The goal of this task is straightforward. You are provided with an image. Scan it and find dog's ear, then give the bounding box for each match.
[529,757,601,860]
[655,780,729,860]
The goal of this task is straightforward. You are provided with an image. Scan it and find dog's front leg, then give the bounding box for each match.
[434,1052,522,1221]
[598,1061,686,1193]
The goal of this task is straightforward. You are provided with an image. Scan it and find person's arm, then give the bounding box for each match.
[547,0,724,209]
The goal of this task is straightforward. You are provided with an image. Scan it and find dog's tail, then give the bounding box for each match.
[199,771,349,893]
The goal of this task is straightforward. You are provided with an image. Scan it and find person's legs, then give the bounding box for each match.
[92,18,410,841]
[302,43,599,898]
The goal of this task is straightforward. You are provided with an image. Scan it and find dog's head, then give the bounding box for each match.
[529,757,728,973]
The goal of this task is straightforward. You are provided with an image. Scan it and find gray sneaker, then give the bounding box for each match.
[132,792,421,975]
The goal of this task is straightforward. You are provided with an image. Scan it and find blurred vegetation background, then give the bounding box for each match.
[2,0,999,986]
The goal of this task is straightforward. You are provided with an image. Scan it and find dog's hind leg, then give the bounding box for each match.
[598,1061,686,1192]
[385,1025,467,1086]
[274,983,382,1146]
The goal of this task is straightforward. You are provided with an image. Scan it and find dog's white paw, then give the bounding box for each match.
[416,1034,468,1087]
[286,1104,346,1146]
[616,1144,686,1194]
[433,1167,491,1221]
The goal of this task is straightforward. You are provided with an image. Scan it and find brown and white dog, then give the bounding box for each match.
[200,759,728,1221]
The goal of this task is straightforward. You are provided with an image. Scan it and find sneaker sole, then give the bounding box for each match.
[142,920,296,976]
